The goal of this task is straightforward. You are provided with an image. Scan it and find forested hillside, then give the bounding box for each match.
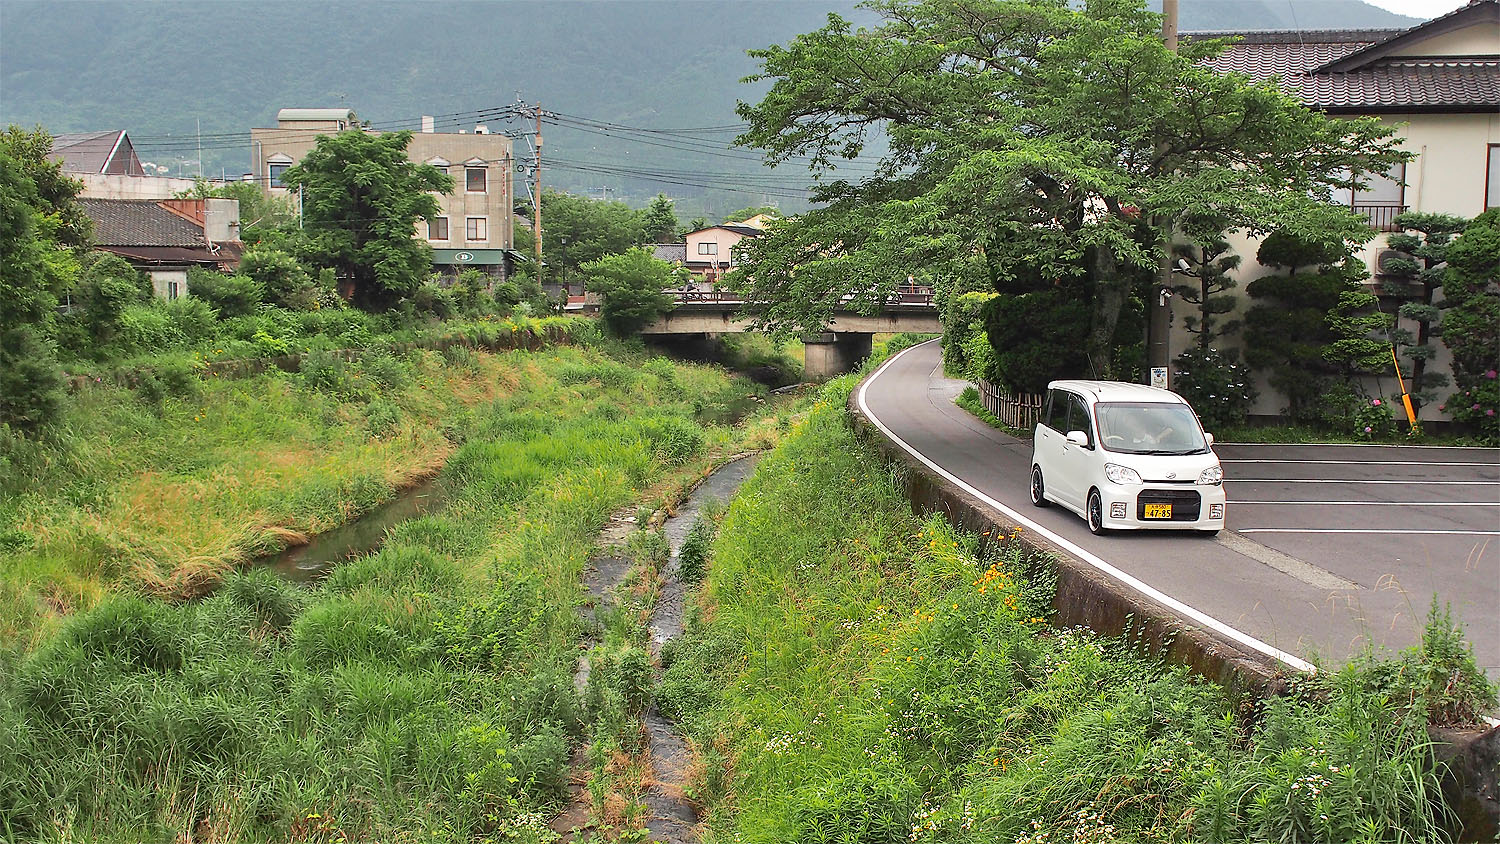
[1,0,1418,219]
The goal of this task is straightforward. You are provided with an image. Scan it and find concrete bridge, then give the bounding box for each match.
[642,290,942,378]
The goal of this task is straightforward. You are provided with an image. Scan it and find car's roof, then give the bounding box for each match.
[1047,380,1188,405]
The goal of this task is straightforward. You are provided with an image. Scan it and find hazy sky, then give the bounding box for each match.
[1360,0,1471,18]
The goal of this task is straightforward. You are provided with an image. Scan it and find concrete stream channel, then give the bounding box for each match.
[255,455,761,841]
[553,454,761,842]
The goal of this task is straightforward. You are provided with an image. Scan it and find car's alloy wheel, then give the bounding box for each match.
[1030,466,1048,507]
[1087,489,1108,535]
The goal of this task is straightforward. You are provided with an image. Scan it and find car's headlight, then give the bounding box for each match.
[1198,466,1223,485]
[1104,463,1142,485]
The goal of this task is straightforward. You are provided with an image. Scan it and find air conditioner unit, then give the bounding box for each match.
[1375,248,1415,276]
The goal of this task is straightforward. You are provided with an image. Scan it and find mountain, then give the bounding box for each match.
[0,1,1421,219]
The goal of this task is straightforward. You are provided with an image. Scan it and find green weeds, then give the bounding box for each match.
[660,375,1492,843]
[0,341,776,842]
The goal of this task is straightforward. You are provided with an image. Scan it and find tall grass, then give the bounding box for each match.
[0,342,776,842]
[660,375,1491,843]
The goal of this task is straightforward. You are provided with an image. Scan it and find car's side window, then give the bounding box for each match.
[1068,394,1094,448]
[1043,389,1065,432]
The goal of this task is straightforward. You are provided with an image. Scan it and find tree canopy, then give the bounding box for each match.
[282,130,452,311]
[728,0,1406,377]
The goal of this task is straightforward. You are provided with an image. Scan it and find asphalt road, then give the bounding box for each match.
[859,340,1500,680]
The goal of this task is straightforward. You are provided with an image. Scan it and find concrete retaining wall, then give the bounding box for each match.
[847,385,1499,841]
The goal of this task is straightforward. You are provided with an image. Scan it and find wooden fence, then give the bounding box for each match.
[977,379,1045,432]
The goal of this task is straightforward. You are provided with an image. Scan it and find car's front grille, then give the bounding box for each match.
[1136,489,1202,521]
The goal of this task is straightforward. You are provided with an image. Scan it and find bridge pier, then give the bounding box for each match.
[802,332,872,380]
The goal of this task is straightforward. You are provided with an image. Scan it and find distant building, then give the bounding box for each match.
[48,130,203,199]
[79,198,243,300]
[250,108,522,280]
[651,243,687,266]
[683,224,763,284]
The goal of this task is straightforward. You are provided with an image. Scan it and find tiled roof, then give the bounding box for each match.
[80,198,206,248]
[1188,2,1500,112]
[719,224,764,237]
[652,243,687,263]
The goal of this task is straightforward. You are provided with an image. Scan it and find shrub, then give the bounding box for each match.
[0,327,65,433]
[160,294,218,344]
[581,247,677,337]
[239,246,315,310]
[114,303,186,354]
[1170,346,1255,431]
[409,282,456,320]
[677,516,715,584]
[187,267,262,317]
[1352,396,1397,440]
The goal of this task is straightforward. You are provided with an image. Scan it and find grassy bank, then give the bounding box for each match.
[660,375,1495,843]
[0,318,597,651]
[0,338,788,842]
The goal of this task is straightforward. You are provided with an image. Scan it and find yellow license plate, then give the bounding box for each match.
[1143,503,1173,519]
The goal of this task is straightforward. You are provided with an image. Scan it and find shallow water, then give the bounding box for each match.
[262,477,449,583]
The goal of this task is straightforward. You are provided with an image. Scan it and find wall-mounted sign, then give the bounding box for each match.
[455,251,474,263]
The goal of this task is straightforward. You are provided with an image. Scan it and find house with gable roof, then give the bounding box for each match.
[1181,0,1499,421]
[79,198,244,300]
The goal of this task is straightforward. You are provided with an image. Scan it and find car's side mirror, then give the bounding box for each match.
[1204,432,1215,447]
[1065,431,1089,447]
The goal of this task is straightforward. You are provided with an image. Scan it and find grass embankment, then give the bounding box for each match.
[0,337,785,842]
[0,318,594,650]
[660,376,1495,843]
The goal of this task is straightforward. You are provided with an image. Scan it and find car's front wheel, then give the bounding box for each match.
[1030,465,1048,508]
[1087,489,1109,535]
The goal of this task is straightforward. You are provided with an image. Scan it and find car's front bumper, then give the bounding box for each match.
[1097,484,1226,531]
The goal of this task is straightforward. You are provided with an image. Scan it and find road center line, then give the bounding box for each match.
[857,341,1315,674]
[1238,528,1500,536]
[1222,459,1499,467]
[1233,500,1497,507]
[1229,479,1498,485]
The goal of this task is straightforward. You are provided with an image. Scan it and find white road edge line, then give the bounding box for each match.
[1220,442,1499,451]
[1230,479,1498,485]
[1222,459,1500,467]
[1240,529,1500,536]
[1234,501,1496,507]
[857,340,1316,674]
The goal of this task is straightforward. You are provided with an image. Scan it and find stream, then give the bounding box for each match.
[261,477,449,583]
[554,454,761,843]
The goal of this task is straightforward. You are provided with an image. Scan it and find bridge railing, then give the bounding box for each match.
[661,287,935,307]
[977,379,1044,432]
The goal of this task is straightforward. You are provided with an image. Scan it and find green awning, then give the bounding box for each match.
[431,248,512,265]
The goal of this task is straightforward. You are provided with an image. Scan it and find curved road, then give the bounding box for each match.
[860,340,1500,679]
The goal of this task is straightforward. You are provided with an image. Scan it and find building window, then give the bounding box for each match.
[268,163,290,189]
[167,281,180,300]
[466,216,488,242]
[1487,145,1499,210]
[697,242,718,255]
[1331,162,1406,232]
[466,167,487,193]
[428,216,449,241]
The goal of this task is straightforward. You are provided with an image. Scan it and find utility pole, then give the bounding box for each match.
[534,103,543,284]
[1147,0,1179,388]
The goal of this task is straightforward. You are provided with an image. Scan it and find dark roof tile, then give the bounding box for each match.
[80,199,206,248]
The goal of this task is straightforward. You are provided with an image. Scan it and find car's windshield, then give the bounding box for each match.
[1096,402,1208,455]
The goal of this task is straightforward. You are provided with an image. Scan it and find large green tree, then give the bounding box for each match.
[0,143,70,432]
[728,0,1404,379]
[640,194,680,243]
[539,189,645,282]
[581,247,680,336]
[281,130,452,311]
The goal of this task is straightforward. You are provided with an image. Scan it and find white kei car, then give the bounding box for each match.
[1029,380,1226,535]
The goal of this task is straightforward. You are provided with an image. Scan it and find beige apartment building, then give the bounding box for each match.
[250,108,518,278]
